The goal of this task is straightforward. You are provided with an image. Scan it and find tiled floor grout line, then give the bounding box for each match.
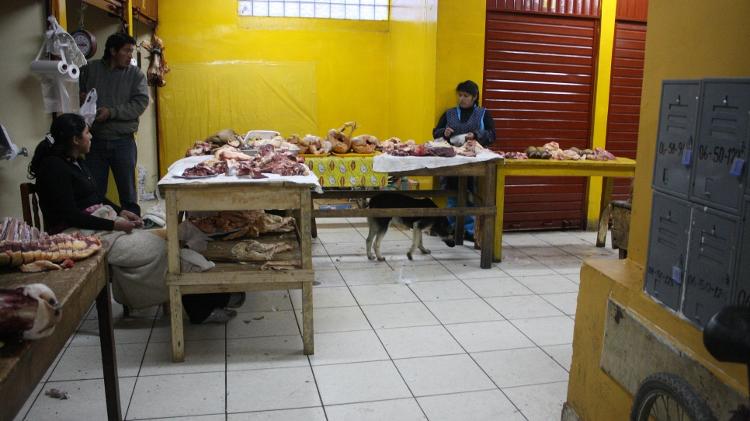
[127,310,162,420]
[403,275,531,421]
[434,248,576,414]
[286,274,330,421]
[224,315,230,420]
[321,233,432,421]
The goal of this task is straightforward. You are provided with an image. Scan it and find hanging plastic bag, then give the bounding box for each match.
[29,16,87,114]
[79,89,97,126]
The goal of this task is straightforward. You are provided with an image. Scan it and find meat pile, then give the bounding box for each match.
[246,135,301,153]
[379,138,485,158]
[379,137,417,156]
[286,134,332,155]
[190,210,296,240]
[0,217,102,272]
[231,240,293,261]
[517,142,616,161]
[181,144,310,178]
[185,129,243,157]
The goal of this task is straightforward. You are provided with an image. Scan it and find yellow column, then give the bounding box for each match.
[50,0,67,29]
[126,0,134,35]
[586,0,617,228]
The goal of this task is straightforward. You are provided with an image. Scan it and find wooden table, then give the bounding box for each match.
[161,181,315,362]
[313,159,499,269]
[0,251,120,421]
[493,158,637,261]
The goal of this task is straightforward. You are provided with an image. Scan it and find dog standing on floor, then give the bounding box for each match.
[366,192,456,261]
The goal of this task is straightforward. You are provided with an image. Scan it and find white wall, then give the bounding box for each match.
[0,0,50,219]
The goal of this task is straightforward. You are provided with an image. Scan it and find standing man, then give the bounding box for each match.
[80,32,149,216]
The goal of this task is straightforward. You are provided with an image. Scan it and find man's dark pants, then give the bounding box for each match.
[86,136,141,215]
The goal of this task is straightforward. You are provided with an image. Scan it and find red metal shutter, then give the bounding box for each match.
[483,12,597,230]
[607,21,647,201]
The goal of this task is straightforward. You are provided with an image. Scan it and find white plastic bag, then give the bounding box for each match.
[30,16,86,113]
[80,89,97,126]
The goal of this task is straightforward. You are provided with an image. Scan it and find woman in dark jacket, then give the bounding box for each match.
[432,80,496,147]
[28,114,241,324]
[432,80,496,241]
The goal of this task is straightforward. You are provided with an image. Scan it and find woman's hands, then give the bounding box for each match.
[114,210,144,233]
[113,219,136,233]
[443,127,454,139]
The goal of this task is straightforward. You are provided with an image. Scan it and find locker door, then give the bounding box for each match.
[733,198,750,307]
[644,191,691,311]
[651,81,700,198]
[683,207,738,327]
[690,80,750,213]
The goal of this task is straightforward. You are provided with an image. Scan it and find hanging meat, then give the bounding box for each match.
[140,34,170,87]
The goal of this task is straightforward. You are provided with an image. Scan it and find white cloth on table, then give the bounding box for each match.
[372,150,502,173]
[158,155,323,193]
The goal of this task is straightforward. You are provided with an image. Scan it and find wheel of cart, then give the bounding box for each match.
[629,305,750,421]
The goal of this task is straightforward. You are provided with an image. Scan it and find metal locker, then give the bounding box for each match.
[733,197,750,308]
[690,79,750,214]
[644,191,691,311]
[652,81,700,198]
[683,206,738,327]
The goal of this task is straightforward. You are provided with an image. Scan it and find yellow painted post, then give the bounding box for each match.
[586,0,617,229]
[50,0,67,29]
[126,0,134,35]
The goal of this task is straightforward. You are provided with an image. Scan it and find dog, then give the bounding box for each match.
[366,193,455,261]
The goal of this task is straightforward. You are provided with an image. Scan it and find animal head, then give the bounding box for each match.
[21,283,61,340]
[430,218,456,248]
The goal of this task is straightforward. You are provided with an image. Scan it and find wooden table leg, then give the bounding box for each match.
[170,286,185,362]
[481,163,497,269]
[96,280,122,421]
[600,176,615,222]
[455,176,467,245]
[302,281,314,355]
[493,169,506,262]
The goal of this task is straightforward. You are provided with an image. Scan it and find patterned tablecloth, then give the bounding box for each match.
[303,155,388,188]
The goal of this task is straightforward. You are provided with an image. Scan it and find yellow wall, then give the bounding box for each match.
[388,0,437,141]
[434,0,485,124]
[570,1,750,419]
[157,0,393,173]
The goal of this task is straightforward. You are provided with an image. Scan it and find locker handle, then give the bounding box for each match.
[704,178,712,197]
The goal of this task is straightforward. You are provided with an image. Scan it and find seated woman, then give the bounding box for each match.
[432,80,497,241]
[28,113,241,324]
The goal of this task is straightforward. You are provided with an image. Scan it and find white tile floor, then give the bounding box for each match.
[16,219,618,421]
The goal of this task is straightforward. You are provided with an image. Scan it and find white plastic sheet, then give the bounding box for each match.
[373,150,503,173]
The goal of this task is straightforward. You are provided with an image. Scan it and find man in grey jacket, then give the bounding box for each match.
[80,32,149,216]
